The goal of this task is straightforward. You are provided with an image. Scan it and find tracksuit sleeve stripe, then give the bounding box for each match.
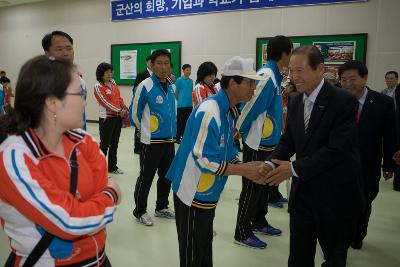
[192,111,221,173]
[130,83,145,129]
[1,149,116,237]
[94,85,121,112]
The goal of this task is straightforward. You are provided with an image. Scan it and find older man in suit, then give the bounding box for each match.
[261,46,364,267]
[339,60,396,249]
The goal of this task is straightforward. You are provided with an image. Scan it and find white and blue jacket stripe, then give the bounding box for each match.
[129,73,177,144]
[236,60,283,151]
[166,89,240,209]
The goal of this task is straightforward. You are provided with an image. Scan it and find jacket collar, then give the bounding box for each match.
[21,128,84,159]
[214,89,239,120]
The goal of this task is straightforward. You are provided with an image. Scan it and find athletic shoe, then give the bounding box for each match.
[155,208,175,219]
[234,234,267,249]
[137,212,154,226]
[253,224,282,236]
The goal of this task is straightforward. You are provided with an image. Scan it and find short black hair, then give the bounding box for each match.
[96,62,114,83]
[0,76,10,84]
[385,71,398,79]
[146,55,152,62]
[182,64,191,71]
[150,49,171,63]
[197,61,218,83]
[220,75,243,90]
[0,70,5,75]
[338,60,368,79]
[267,35,293,62]
[291,45,324,70]
[42,31,74,52]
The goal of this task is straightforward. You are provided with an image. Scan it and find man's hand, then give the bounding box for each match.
[383,172,394,181]
[393,150,400,165]
[240,161,271,184]
[265,159,293,186]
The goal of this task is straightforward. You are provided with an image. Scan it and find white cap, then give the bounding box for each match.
[221,56,266,81]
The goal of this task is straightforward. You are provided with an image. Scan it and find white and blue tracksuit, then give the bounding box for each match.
[234,60,284,241]
[129,73,177,144]
[166,88,240,209]
[236,60,283,151]
[129,73,177,217]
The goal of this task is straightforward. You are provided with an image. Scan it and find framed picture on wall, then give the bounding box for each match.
[111,41,182,86]
[256,33,367,80]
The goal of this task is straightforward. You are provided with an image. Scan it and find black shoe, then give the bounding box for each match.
[351,240,363,249]
[394,186,400,192]
[134,148,141,154]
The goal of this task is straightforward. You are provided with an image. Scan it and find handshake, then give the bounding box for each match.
[238,159,293,186]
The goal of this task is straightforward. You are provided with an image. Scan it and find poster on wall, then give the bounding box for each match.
[313,41,356,75]
[120,50,137,79]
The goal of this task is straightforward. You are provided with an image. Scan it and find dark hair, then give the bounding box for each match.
[146,55,152,62]
[96,62,114,83]
[292,45,324,70]
[220,75,243,90]
[0,55,73,135]
[385,71,398,79]
[338,60,368,79]
[197,61,218,84]
[0,76,10,84]
[0,70,5,75]
[267,35,293,62]
[182,64,191,71]
[150,49,171,63]
[42,31,74,52]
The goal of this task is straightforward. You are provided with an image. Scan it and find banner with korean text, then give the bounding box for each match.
[111,0,367,21]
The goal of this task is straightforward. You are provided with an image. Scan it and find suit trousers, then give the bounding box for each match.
[288,185,358,267]
[133,142,174,217]
[174,194,214,267]
[99,116,122,172]
[234,144,270,241]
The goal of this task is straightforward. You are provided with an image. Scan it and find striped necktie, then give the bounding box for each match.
[304,98,313,131]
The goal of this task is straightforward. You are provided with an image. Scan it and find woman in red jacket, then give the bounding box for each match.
[93,63,127,175]
[0,55,121,266]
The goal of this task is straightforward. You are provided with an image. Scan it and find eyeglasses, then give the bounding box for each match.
[65,90,87,100]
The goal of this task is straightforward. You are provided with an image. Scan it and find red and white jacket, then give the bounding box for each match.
[192,83,219,107]
[94,80,126,118]
[0,128,117,266]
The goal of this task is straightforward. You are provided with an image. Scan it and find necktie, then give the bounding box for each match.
[304,98,313,131]
[357,106,362,122]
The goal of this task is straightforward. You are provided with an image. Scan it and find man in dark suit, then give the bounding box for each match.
[394,84,400,191]
[261,46,364,267]
[132,55,153,154]
[338,60,396,249]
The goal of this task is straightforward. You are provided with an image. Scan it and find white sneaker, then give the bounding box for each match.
[137,212,154,226]
[154,208,175,219]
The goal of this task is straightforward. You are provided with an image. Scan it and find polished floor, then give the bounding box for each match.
[1,123,399,266]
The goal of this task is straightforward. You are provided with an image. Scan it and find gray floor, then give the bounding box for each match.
[1,123,400,266]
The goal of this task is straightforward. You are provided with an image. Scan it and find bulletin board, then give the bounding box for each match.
[256,33,368,72]
[111,41,182,86]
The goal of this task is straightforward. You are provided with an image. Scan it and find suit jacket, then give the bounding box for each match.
[395,84,400,146]
[133,69,151,89]
[269,81,364,214]
[358,88,396,201]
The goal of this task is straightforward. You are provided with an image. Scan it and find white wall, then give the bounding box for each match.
[0,0,399,120]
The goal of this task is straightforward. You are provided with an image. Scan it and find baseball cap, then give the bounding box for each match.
[222,56,267,81]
